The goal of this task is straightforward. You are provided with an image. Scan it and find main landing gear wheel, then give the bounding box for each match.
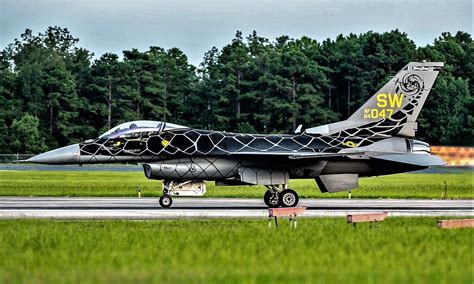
[264,190,280,208]
[159,195,173,208]
[279,189,299,207]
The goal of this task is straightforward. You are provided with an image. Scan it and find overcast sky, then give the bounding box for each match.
[1,0,472,66]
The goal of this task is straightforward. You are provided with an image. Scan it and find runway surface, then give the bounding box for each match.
[0,197,472,219]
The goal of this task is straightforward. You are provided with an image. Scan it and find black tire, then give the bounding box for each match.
[159,195,173,208]
[279,189,299,207]
[264,190,280,208]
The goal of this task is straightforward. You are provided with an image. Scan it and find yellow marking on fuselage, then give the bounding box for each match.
[342,141,358,148]
[161,139,170,147]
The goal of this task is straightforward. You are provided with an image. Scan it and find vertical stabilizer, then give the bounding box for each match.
[347,62,443,136]
[306,62,443,137]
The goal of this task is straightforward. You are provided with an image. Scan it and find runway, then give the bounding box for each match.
[0,197,472,219]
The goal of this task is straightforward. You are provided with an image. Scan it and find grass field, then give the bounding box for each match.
[0,170,472,199]
[0,218,472,283]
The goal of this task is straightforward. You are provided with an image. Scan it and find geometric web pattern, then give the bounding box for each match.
[79,72,426,163]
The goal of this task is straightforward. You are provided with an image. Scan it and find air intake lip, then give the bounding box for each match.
[143,164,153,178]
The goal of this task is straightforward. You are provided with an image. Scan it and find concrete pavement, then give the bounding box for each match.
[0,197,471,219]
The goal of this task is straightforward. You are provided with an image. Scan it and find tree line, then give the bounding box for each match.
[0,27,472,153]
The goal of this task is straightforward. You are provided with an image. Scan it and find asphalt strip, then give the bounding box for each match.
[0,197,471,219]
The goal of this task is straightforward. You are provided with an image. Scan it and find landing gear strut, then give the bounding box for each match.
[159,181,173,208]
[264,185,299,208]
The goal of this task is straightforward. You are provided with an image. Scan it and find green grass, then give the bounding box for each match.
[0,218,472,283]
[0,170,472,199]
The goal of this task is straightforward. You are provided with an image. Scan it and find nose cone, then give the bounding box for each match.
[26,144,81,165]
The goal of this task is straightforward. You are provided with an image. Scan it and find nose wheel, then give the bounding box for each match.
[159,194,172,208]
[159,181,173,208]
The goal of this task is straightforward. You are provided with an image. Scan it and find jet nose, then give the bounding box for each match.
[26,144,81,165]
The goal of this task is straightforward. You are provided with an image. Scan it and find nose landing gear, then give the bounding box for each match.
[159,194,173,208]
[264,185,299,208]
[159,181,173,208]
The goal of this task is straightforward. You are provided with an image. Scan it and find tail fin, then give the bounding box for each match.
[347,62,443,136]
[307,62,443,137]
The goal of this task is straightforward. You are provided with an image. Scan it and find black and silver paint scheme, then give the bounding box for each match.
[27,62,445,208]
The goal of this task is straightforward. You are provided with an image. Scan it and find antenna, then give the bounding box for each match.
[295,124,303,134]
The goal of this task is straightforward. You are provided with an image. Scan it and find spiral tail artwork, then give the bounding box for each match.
[306,62,443,140]
[347,62,444,137]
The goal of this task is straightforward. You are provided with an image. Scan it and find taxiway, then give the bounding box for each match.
[0,197,471,219]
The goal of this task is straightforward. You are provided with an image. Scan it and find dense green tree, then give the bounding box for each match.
[3,27,87,147]
[269,36,335,132]
[198,31,337,133]
[187,47,223,129]
[67,48,97,138]
[418,76,471,144]
[216,31,252,130]
[321,30,417,118]
[150,47,196,123]
[0,51,19,153]
[10,114,47,153]
[120,48,167,122]
[196,46,231,130]
[416,31,473,144]
[89,53,123,132]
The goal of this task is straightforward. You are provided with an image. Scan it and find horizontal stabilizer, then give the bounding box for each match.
[371,154,445,166]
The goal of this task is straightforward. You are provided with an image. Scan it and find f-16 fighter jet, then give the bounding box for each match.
[27,62,445,208]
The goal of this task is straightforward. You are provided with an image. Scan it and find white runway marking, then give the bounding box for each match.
[0,197,472,219]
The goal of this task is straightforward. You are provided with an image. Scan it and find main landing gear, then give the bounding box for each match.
[264,185,299,208]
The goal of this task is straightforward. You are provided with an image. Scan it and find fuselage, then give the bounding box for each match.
[27,120,430,182]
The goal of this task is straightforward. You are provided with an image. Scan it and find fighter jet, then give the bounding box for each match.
[27,62,445,208]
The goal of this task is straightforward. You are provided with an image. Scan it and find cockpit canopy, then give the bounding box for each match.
[99,120,187,139]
